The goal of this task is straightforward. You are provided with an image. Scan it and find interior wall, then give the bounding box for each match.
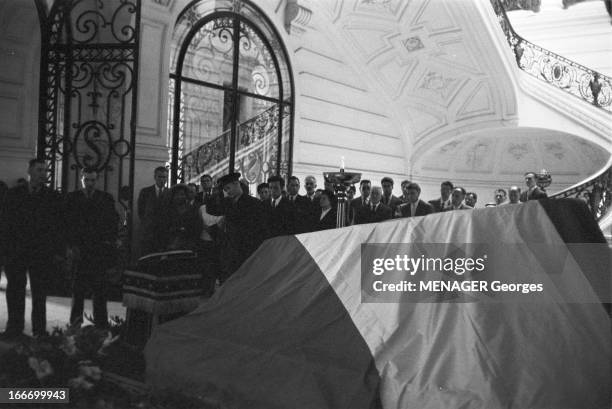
[412,127,610,206]
[0,0,40,185]
[2,0,610,204]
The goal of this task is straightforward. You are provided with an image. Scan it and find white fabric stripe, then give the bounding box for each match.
[296,202,611,409]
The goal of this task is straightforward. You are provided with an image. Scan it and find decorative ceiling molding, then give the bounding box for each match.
[285,0,312,36]
[351,0,410,22]
[316,0,520,163]
[508,143,529,160]
[460,140,494,172]
[413,130,608,183]
[403,36,424,53]
[151,0,172,7]
[406,104,448,140]
[410,0,459,34]
[455,81,495,121]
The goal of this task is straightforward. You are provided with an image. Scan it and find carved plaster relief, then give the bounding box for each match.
[403,36,424,53]
[507,143,529,160]
[151,0,172,6]
[543,141,565,160]
[417,71,465,107]
[463,141,492,171]
[456,82,495,120]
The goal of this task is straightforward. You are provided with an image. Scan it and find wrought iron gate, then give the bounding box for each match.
[36,0,140,202]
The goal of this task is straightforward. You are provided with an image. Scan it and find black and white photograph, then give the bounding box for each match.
[0,0,610,407]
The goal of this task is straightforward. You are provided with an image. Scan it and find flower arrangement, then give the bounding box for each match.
[0,316,216,408]
[0,316,122,405]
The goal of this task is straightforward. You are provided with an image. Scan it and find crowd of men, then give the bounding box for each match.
[136,167,548,289]
[0,159,118,340]
[0,159,547,340]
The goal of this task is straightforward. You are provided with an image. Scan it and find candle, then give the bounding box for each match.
[341,156,345,170]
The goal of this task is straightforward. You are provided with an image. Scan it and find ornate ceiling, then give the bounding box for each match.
[299,0,609,188]
[316,0,518,157]
[412,127,609,191]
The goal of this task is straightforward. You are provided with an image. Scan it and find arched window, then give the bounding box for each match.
[169,0,294,189]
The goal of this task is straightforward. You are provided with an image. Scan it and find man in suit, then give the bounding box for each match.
[465,192,478,208]
[66,168,118,328]
[286,176,315,234]
[355,186,392,224]
[257,182,270,202]
[0,159,64,339]
[197,174,213,205]
[137,166,168,255]
[206,172,269,282]
[304,175,318,203]
[444,187,473,211]
[397,183,434,218]
[486,188,507,207]
[349,179,371,225]
[429,181,454,212]
[265,175,295,237]
[380,177,402,216]
[398,179,412,204]
[520,172,548,202]
[506,186,521,205]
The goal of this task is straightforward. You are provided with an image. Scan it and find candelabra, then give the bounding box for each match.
[536,169,552,191]
[323,168,361,228]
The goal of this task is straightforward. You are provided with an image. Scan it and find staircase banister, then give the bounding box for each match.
[550,155,612,223]
[490,0,612,113]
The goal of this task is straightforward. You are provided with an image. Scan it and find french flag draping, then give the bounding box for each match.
[145,199,610,409]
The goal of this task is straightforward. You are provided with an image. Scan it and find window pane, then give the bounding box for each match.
[171,0,237,74]
[181,82,231,183]
[237,3,292,100]
[279,104,292,179]
[234,96,278,188]
[181,17,236,87]
[237,21,280,99]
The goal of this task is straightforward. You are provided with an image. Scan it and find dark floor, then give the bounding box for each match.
[0,273,127,356]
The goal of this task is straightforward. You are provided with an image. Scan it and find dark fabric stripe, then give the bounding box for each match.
[539,198,610,308]
[145,235,381,409]
[538,198,607,244]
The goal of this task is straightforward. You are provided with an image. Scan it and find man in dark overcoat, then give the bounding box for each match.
[66,168,118,328]
[137,166,168,255]
[0,159,64,338]
[206,172,269,283]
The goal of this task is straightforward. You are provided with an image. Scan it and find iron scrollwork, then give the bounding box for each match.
[38,0,140,254]
[170,2,294,185]
[71,0,138,44]
[181,103,288,184]
[490,0,612,113]
[551,164,612,221]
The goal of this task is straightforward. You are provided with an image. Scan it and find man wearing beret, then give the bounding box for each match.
[206,172,269,282]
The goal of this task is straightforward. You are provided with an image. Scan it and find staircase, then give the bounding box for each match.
[491,0,612,237]
[179,104,289,186]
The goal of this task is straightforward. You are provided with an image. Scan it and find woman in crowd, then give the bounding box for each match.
[155,184,202,252]
[316,190,337,231]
